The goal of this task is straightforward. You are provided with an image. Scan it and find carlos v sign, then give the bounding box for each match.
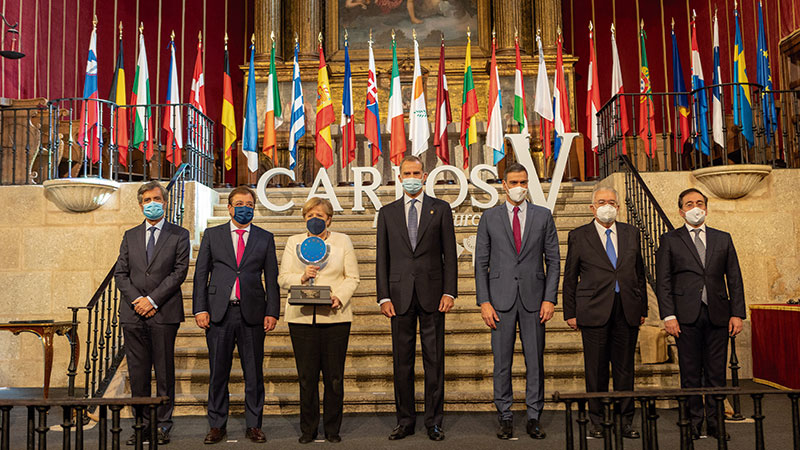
[256,133,579,213]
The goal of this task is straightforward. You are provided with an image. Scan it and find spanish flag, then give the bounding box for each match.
[315,39,334,169]
[221,34,237,171]
[460,31,478,169]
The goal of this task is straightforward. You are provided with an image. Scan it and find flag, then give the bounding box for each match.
[262,36,283,164]
[221,37,237,171]
[434,39,451,165]
[712,12,724,147]
[340,39,355,167]
[315,41,335,169]
[553,31,572,159]
[131,26,153,160]
[671,26,690,153]
[288,41,305,171]
[109,26,128,168]
[460,31,478,169]
[242,39,259,172]
[365,37,382,165]
[487,34,504,165]
[409,33,430,157]
[189,34,206,113]
[610,25,629,154]
[586,22,601,152]
[691,15,710,156]
[513,34,529,135]
[733,7,754,146]
[387,36,406,166]
[639,22,657,157]
[757,1,777,144]
[163,37,183,166]
[534,34,553,158]
[78,23,100,163]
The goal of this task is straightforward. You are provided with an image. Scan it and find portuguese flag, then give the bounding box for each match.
[460,33,478,169]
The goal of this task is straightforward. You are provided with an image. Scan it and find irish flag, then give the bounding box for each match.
[460,31,478,169]
[262,35,283,164]
[513,33,528,135]
[386,35,406,166]
[131,24,153,160]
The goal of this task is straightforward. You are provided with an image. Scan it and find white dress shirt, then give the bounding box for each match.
[506,199,528,240]
[594,219,618,254]
[229,221,251,301]
[144,218,165,308]
[663,223,708,323]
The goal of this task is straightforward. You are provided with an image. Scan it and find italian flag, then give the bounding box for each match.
[459,33,478,169]
[262,39,283,164]
[386,37,406,166]
[131,28,153,160]
[513,35,528,135]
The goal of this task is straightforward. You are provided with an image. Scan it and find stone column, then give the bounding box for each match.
[534,0,561,52]
[254,0,282,60]
[493,0,523,55]
[290,0,322,60]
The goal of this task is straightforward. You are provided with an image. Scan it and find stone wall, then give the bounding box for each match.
[0,181,217,389]
[601,168,800,378]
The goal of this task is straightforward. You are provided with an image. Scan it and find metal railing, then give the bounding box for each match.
[0,101,52,185]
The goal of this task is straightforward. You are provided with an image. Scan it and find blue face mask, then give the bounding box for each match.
[306,217,327,235]
[401,177,424,195]
[143,201,164,220]
[233,206,254,225]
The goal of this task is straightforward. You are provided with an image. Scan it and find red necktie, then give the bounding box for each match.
[513,206,521,254]
[235,229,246,299]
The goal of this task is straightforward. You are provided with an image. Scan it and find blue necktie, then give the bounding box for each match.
[408,198,418,251]
[605,229,619,292]
[146,226,157,264]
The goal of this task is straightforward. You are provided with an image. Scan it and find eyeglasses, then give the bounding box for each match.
[594,200,618,207]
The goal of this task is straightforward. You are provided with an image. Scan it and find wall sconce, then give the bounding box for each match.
[0,13,24,60]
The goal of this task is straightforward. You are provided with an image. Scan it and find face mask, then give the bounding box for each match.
[506,186,528,203]
[142,201,164,221]
[595,204,618,224]
[684,207,706,226]
[401,177,424,195]
[306,217,327,235]
[233,206,254,225]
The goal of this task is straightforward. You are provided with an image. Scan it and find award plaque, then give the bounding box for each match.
[288,236,332,306]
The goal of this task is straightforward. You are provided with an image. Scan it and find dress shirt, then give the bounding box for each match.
[663,222,708,323]
[594,219,618,255]
[144,218,165,309]
[229,221,251,301]
[506,199,528,239]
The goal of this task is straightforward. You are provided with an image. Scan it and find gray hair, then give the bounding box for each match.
[591,185,618,203]
[137,181,167,204]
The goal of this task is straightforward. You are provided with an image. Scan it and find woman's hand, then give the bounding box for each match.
[300,265,320,283]
[331,296,342,310]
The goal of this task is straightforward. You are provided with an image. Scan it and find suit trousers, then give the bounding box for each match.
[289,322,351,437]
[580,294,639,427]
[205,304,266,429]
[491,295,545,421]
[390,292,445,429]
[675,303,729,431]
[122,320,179,432]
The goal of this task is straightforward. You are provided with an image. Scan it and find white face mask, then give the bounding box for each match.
[595,204,618,224]
[506,186,528,203]
[684,207,706,226]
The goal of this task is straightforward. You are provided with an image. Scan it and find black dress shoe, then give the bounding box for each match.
[126,428,151,446]
[427,425,445,441]
[298,434,315,444]
[622,425,640,439]
[326,434,341,443]
[203,427,226,444]
[497,419,513,440]
[587,426,604,439]
[388,425,414,440]
[157,429,170,445]
[526,419,546,439]
[245,427,266,443]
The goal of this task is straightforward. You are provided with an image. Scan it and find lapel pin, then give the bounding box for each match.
[430,210,434,215]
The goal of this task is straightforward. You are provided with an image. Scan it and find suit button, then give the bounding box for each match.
[237,271,241,275]
[145,272,150,277]
[514,277,518,280]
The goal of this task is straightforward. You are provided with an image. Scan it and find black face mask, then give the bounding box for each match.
[306,217,327,235]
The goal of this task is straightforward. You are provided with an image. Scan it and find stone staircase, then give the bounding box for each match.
[160,183,679,415]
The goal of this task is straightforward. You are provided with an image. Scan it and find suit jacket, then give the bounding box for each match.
[656,225,746,327]
[114,220,191,324]
[376,194,457,315]
[475,202,560,312]
[562,221,648,327]
[192,222,280,325]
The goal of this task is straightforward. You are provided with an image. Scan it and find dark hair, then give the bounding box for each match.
[137,181,167,204]
[504,163,528,180]
[678,188,708,208]
[399,155,424,173]
[228,185,257,205]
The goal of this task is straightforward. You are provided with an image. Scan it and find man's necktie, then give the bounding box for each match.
[512,206,521,254]
[692,228,708,304]
[146,227,157,264]
[408,199,418,251]
[235,229,246,300]
[606,228,619,292]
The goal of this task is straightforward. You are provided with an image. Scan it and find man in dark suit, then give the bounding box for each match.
[562,186,647,439]
[192,185,280,444]
[475,163,560,440]
[376,155,457,441]
[115,181,190,445]
[656,188,745,441]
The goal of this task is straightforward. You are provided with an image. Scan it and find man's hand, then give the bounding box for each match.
[438,295,455,313]
[132,297,154,316]
[480,302,500,329]
[143,309,156,319]
[264,316,277,332]
[664,318,681,337]
[331,296,342,310]
[380,301,396,318]
[566,318,578,330]
[539,301,555,324]
[640,316,646,326]
[195,312,210,329]
[729,317,743,336]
